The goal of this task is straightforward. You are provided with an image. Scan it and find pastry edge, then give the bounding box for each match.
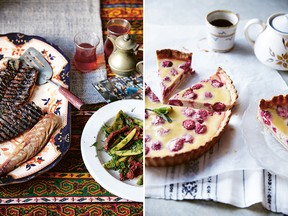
[259,94,288,110]
[156,49,193,61]
[216,67,238,110]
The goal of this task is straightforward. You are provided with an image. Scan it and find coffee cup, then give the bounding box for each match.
[205,10,240,52]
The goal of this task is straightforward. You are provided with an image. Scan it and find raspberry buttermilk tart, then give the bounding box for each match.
[168,67,238,112]
[145,84,233,167]
[156,49,193,103]
[258,94,288,150]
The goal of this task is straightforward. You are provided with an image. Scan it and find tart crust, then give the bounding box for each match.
[156,49,192,61]
[216,67,238,109]
[259,94,288,110]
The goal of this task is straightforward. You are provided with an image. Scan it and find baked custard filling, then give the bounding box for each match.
[145,105,230,158]
[260,107,288,136]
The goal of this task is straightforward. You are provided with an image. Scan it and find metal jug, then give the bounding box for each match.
[108,34,141,76]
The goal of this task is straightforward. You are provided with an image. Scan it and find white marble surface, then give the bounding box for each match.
[144,0,288,215]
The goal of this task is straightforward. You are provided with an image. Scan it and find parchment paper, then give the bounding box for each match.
[145,21,288,186]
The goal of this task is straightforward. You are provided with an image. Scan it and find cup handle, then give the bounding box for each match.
[136,60,143,74]
[236,13,240,21]
[244,18,266,48]
[107,35,117,52]
[134,44,143,55]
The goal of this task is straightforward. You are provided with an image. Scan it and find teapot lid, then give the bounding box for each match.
[115,34,137,50]
[271,13,288,34]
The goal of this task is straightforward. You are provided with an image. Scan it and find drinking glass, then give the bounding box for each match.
[74,31,100,72]
[104,18,131,58]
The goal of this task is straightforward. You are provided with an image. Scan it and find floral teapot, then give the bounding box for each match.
[244,13,288,71]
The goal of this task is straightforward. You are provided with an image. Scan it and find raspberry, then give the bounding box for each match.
[261,110,271,125]
[211,79,224,88]
[196,118,204,124]
[145,110,149,119]
[145,146,150,155]
[145,135,151,143]
[162,60,173,67]
[157,128,170,136]
[195,123,207,134]
[145,85,151,94]
[197,110,209,120]
[151,115,165,125]
[163,76,171,82]
[212,102,226,111]
[183,89,197,99]
[276,105,288,118]
[168,138,185,152]
[192,83,203,90]
[179,60,191,72]
[205,92,213,98]
[170,68,179,76]
[151,141,162,151]
[204,103,212,109]
[183,134,194,143]
[168,99,183,106]
[181,107,196,117]
[182,119,196,130]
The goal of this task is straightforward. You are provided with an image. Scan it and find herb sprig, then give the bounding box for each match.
[146,106,173,123]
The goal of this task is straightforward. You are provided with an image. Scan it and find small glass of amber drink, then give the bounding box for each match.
[74,31,100,72]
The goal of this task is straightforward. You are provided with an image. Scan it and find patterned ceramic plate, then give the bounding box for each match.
[0,33,70,185]
[81,99,143,202]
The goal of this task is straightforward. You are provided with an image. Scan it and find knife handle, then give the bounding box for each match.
[58,86,84,110]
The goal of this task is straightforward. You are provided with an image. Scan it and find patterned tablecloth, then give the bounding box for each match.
[0,0,143,215]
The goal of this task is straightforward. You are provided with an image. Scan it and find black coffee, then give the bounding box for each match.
[210,19,233,27]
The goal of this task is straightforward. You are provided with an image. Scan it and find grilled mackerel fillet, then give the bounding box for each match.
[0,113,61,176]
[0,102,43,142]
[0,59,39,111]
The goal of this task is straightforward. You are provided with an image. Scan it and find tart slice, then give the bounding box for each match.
[145,83,161,108]
[156,49,193,103]
[258,94,288,150]
[168,67,238,112]
[145,104,232,167]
